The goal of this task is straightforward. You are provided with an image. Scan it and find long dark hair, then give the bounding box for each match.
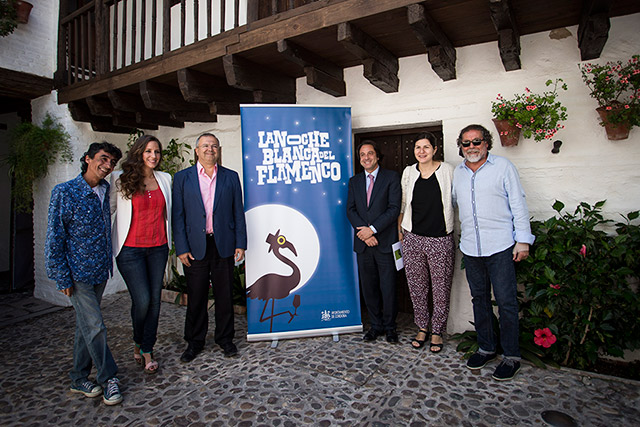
[118,135,162,199]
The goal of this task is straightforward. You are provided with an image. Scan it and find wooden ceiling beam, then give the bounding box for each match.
[170,110,218,123]
[488,0,521,71]
[177,68,254,105]
[277,39,346,97]
[252,90,297,104]
[223,54,296,103]
[90,120,136,134]
[108,90,147,113]
[136,111,185,128]
[578,0,612,61]
[86,95,116,117]
[112,111,159,130]
[68,100,94,123]
[139,80,217,123]
[69,99,136,133]
[0,67,53,100]
[337,22,399,93]
[209,101,241,115]
[407,4,456,81]
[108,89,185,128]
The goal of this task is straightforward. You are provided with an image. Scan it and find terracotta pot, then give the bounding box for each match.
[492,119,521,147]
[596,107,631,140]
[16,1,33,24]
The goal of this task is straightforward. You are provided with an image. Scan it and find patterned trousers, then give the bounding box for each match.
[402,231,455,334]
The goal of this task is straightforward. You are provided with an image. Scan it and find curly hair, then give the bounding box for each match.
[80,142,122,174]
[456,124,493,157]
[117,135,162,199]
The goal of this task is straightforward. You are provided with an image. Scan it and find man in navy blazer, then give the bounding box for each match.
[172,133,247,361]
[347,140,401,343]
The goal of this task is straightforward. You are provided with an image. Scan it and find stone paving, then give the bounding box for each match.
[1,291,639,426]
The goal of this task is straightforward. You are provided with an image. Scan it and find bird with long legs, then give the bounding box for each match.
[247,230,301,332]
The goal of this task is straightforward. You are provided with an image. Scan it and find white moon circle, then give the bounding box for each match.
[245,204,320,294]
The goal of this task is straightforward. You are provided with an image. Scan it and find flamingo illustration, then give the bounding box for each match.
[247,230,301,332]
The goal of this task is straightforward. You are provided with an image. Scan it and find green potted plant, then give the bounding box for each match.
[4,114,72,213]
[491,79,568,146]
[579,55,640,140]
[0,0,19,36]
[516,200,640,370]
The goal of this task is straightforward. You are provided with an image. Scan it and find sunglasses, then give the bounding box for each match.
[460,139,484,148]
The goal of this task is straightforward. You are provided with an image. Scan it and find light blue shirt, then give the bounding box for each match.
[453,153,535,257]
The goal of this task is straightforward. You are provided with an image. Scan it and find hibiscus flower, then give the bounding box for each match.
[534,328,557,348]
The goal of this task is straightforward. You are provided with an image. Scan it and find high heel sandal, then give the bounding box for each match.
[142,351,159,374]
[430,333,444,353]
[411,329,429,349]
[134,343,143,364]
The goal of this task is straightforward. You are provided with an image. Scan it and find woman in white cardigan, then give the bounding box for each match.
[398,132,455,353]
[110,135,172,374]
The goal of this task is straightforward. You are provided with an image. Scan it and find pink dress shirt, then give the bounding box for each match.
[197,162,217,234]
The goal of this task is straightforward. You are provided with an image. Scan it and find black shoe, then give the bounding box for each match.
[180,346,201,363]
[466,351,497,369]
[386,330,399,343]
[222,343,238,358]
[492,359,521,381]
[363,328,381,342]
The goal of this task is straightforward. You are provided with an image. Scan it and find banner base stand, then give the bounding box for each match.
[247,324,363,342]
[332,333,339,342]
[270,339,279,348]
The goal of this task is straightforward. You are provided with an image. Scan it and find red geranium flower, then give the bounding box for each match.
[534,328,557,348]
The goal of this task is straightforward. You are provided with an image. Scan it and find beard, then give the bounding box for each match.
[464,149,485,163]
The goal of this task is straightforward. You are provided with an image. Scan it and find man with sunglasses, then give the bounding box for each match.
[452,124,534,381]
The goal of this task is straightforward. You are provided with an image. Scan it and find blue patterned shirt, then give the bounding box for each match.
[45,174,113,290]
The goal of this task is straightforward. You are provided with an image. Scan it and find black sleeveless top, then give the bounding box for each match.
[411,165,447,237]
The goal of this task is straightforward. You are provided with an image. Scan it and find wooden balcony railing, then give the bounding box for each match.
[55,0,318,87]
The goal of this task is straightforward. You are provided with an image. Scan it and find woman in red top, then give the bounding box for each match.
[110,135,172,374]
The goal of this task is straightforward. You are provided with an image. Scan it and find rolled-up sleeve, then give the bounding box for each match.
[504,163,535,245]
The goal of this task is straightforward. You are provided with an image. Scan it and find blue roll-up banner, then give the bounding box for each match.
[241,105,362,342]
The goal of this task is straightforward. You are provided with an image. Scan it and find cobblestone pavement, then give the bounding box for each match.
[1,292,639,426]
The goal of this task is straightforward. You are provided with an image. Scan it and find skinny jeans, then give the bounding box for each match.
[116,244,169,353]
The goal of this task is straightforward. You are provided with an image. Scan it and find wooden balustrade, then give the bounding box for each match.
[56,0,317,88]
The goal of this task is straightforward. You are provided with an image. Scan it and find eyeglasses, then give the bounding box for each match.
[460,139,484,148]
[199,144,220,150]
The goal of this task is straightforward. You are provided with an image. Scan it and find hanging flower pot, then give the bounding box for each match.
[15,1,33,24]
[596,107,631,140]
[492,119,521,147]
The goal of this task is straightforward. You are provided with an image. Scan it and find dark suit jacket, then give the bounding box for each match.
[346,167,401,254]
[172,164,247,260]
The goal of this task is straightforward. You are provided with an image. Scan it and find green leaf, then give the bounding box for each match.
[552,200,565,212]
[521,348,547,369]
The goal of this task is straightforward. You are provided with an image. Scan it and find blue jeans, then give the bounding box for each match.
[69,280,118,387]
[463,246,521,358]
[116,244,169,353]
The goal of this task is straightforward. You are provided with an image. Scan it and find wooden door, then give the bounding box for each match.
[353,125,443,314]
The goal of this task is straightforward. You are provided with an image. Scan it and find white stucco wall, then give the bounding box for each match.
[31,94,131,305]
[30,13,640,333]
[0,0,58,77]
[293,13,640,333]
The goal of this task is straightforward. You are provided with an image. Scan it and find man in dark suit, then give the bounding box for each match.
[173,133,247,361]
[347,140,402,343]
